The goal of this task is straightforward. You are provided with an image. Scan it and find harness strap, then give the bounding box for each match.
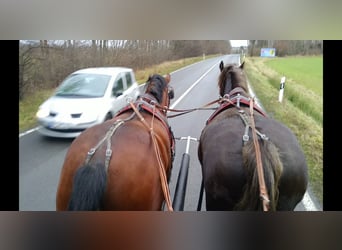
[206,92,267,125]
[116,97,175,161]
[166,98,220,118]
[129,101,174,211]
[249,98,270,211]
[238,110,269,144]
[104,121,124,170]
[239,111,251,143]
[84,120,124,170]
[84,111,136,169]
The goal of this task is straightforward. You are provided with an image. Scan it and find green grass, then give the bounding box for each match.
[265,56,323,123]
[245,56,323,205]
[265,56,322,96]
[19,88,55,133]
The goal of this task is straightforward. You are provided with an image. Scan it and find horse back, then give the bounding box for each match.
[201,107,307,176]
[56,111,172,210]
[198,107,308,210]
[254,115,308,209]
[103,114,172,210]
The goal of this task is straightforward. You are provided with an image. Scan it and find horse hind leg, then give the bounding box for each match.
[67,162,107,211]
[235,139,283,211]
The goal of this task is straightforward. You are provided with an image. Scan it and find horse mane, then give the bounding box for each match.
[218,62,249,97]
[145,74,167,104]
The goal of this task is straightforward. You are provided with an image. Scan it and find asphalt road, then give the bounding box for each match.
[19,54,322,211]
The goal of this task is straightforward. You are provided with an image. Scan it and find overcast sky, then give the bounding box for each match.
[230,40,248,47]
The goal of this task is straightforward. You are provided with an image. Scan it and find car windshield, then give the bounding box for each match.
[55,73,111,97]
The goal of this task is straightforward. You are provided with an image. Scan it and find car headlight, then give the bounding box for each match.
[36,108,50,118]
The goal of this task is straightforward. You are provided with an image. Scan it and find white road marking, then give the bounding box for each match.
[19,126,40,138]
[170,62,219,109]
[302,191,320,211]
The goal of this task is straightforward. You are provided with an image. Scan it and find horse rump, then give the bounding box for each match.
[235,139,283,211]
[67,162,107,211]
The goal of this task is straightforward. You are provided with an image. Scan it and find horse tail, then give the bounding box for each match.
[235,139,283,211]
[67,162,107,211]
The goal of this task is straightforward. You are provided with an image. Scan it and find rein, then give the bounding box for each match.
[83,93,174,211]
[248,98,270,211]
[166,99,219,118]
[142,97,220,119]
[201,86,271,211]
[220,91,270,211]
[129,100,174,211]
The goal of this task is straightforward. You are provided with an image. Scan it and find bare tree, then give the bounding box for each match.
[246,40,323,57]
[21,40,320,100]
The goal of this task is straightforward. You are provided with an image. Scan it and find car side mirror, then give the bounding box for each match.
[114,91,123,97]
[168,86,174,99]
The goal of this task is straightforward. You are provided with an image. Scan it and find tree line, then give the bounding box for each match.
[19,40,322,101]
[246,40,323,57]
[19,40,231,100]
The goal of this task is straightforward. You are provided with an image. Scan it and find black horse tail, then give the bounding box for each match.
[235,139,283,211]
[67,162,107,211]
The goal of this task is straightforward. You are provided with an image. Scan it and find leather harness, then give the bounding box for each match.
[206,87,267,125]
[116,94,176,162]
[204,87,271,210]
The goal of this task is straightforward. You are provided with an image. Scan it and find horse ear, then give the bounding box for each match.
[164,73,171,84]
[219,61,224,72]
[240,61,245,69]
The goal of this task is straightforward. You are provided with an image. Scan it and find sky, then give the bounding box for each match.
[230,40,248,47]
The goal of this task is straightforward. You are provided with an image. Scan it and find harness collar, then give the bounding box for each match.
[115,95,175,161]
[206,88,267,124]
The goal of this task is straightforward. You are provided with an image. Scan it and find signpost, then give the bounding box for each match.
[260,48,276,57]
[279,76,286,102]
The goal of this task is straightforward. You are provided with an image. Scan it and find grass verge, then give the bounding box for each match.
[245,56,323,204]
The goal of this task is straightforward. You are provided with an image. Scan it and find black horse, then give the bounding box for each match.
[198,61,308,211]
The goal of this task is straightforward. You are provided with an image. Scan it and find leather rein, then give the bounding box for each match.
[128,96,174,211]
[248,98,270,211]
[117,94,175,211]
[133,86,271,211]
[203,87,270,211]
[135,88,271,210]
[84,93,175,211]
[83,86,270,211]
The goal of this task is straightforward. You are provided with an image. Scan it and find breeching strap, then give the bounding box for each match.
[129,101,174,211]
[249,98,270,211]
[84,111,137,170]
[84,120,124,170]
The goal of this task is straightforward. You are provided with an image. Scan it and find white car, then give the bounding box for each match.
[36,67,141,138]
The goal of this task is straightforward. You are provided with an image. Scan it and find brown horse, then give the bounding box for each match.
[56,74,175,211]
[198,61,308,211]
